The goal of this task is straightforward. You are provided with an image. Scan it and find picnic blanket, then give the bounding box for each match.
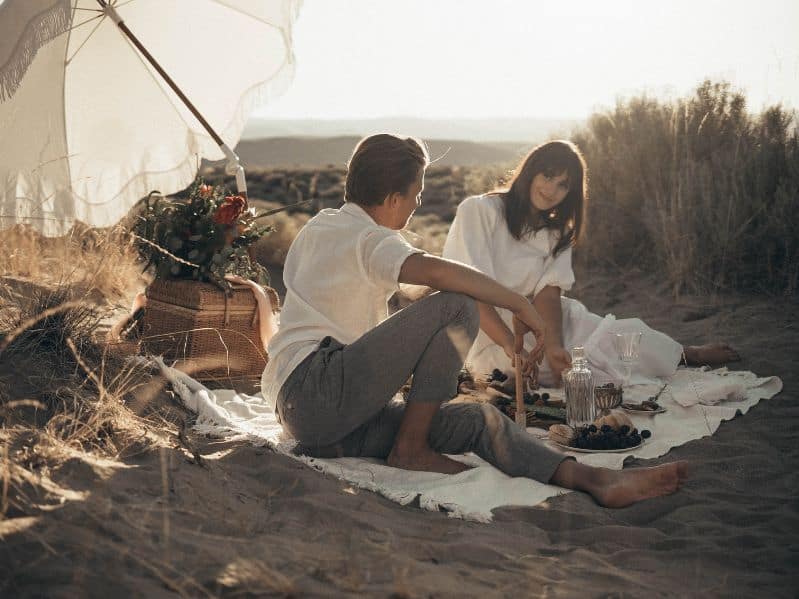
[152,358,782,522]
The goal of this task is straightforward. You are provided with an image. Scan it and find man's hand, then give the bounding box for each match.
[512,304,546,363]
[502,344,537,380]
[545,346,572,385]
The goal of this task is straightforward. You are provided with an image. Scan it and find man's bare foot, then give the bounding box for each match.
[683,343,740,366]
[387,447,471,475]
[589,462,689,508]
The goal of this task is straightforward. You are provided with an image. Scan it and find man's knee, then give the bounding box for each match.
[435,291,479,329]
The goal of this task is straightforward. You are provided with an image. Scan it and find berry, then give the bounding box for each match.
[641,429,652,439]
[523,393,534,405]
[580,427,590,438]
[600,424,613,433]
[541,393,550,401]
[630,434,642,445]
[620,425,630,435]
[588,424,598,433]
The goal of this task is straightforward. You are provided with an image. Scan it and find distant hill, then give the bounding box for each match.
[242,117,579,144]
[235,136,530,168]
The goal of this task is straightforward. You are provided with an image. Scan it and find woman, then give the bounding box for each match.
[442,140,739,387]
[262,133,687,507]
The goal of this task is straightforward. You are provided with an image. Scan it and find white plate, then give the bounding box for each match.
[551,439,644,453]
[621,404,667,415]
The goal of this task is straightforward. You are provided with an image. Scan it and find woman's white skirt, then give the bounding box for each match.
[467,297,683,387]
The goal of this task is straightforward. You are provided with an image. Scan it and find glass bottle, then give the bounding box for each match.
[564,346,595,428]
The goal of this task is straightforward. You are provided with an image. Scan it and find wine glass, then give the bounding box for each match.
[614,332,642,388]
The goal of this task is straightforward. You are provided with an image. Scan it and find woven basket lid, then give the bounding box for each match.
[145,279,257,311]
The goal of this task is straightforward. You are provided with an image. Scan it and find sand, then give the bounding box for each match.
[1,268,797,598]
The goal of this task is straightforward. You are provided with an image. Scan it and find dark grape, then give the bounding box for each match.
[588,424,598,433]
[641,429,652,439]
[620,425,630,435]
[541,393,550,401]
[523,393,534,405]
[600,424,613,433]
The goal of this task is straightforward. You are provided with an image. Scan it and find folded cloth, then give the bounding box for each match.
[149,359,782,522]
[669,370,745,406]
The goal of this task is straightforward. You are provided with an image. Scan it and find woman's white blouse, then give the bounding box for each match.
[442,193,681,385]
[442,193,575,300]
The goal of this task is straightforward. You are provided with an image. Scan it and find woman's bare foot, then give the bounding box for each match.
[683,343,740,366]
[387,446,471,475]
[588,462,689,508]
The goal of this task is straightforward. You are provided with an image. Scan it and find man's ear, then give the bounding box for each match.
[385,192,401,209]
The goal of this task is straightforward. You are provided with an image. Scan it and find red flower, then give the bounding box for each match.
[213,195,247,225]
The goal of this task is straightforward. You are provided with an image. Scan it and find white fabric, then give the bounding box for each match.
[0,0,301,236]
[260,202,425,410]
[668,367,747,407]
[442,194,683,385]
[151,358,782,522]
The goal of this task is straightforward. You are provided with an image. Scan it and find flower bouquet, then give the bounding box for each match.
[130,179,283,382]
[132,180,271,289]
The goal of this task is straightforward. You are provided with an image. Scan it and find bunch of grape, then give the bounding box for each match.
[487,368,508,383]
[570,424,652,450]
[524,391,550,406]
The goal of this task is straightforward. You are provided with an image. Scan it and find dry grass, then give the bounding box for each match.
[0,226,172,523]
[573,79,799,297]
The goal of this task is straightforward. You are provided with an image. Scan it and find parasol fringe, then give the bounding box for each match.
[0,0,70,102]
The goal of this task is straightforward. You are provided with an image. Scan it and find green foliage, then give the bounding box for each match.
[573,80,799,296]
[132,179,273,288]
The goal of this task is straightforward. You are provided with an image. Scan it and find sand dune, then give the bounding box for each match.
[1,268,795,597]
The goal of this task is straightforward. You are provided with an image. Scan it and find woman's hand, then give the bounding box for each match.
[545,346,572,385]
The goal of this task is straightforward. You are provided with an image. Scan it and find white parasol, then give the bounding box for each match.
[0,0,301,236]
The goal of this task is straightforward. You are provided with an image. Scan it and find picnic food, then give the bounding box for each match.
[549,421,653,451]
[593,411,634,431]
[548,424,576,446]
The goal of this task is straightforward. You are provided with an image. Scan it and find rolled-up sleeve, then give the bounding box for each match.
[442,196,496,277]
[359,229,424,290]
[534,245,575,297]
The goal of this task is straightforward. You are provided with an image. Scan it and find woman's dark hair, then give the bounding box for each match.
[345,134,429,206]
[498,140,587,256]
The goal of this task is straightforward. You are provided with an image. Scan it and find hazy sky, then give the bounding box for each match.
[253,0,799,120]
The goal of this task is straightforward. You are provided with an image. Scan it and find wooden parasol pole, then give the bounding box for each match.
[96,0,248,200]
[514,353,525,428]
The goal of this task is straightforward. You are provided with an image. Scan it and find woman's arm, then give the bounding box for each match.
[530,285,563,348]
[531,285,571,383]
[399,253,546,360]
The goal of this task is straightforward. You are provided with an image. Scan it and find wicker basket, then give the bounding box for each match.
[140,279,278,381]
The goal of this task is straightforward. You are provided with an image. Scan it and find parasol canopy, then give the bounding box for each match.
[0,0,301,236]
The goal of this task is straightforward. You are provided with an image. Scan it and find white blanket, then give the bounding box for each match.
[153,359,782,522]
